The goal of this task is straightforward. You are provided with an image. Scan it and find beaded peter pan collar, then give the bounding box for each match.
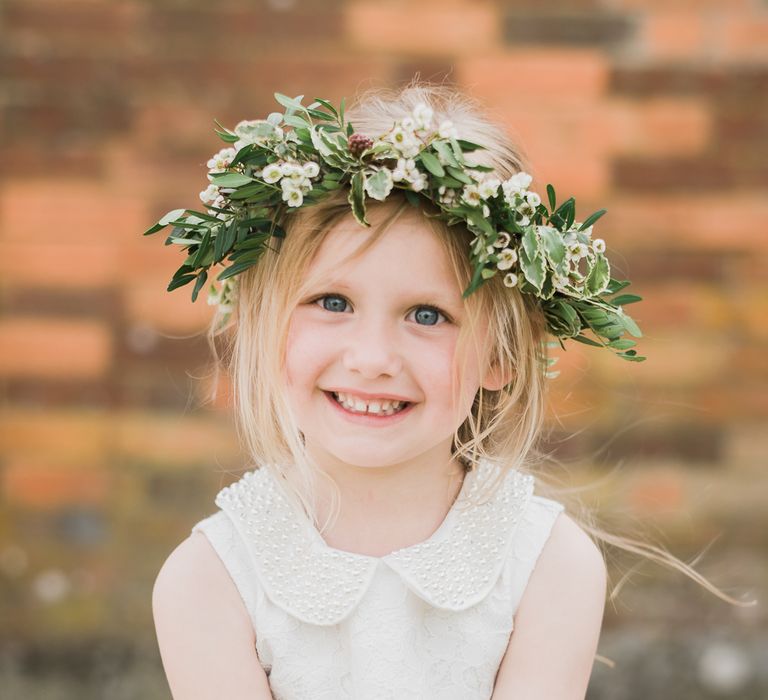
[214,458,535,626]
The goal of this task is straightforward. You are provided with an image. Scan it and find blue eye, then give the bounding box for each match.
[311,294,449,326]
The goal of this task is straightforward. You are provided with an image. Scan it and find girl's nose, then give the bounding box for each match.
[341,317,403,379]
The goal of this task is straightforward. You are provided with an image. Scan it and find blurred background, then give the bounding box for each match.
[0,0,766,697]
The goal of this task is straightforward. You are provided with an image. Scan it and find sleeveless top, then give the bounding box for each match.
[191,459,564,700]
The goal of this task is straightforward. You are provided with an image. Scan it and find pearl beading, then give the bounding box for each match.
[214,459,534,626]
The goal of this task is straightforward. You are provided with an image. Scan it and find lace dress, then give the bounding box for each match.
[191,458,564,700]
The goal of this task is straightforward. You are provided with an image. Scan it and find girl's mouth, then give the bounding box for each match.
[323,390,416,424]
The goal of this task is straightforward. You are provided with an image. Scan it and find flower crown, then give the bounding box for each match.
[144,92,645,366]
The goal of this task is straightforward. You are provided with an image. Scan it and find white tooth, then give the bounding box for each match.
[380,400,392,410]
[368,401,381,412]
[354,399,367,411]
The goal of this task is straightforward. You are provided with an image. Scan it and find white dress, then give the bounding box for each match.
[191,458,564,700]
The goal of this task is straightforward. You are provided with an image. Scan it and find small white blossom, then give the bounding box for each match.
[593,238,606,253]
[525,191,542,208]
[503,272,519,288]
[496,247,518,270]
[478,177,500,200]
[438,120,459,139]
[493,231,512,248]
[199,184,220,205]
[482,203,490,217]
[461,183,482,207]
[281,184,304,207]
[261,163,283,184]
[501,171,533,201]
[207,147,237,172]
[410,174,428,192]
[412,103,434,132]
[400,116,416,132]
[302,161,320,178]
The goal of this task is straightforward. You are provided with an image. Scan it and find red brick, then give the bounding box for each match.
[123,276,216,334]
[0,180,149,245]
[0,409,112,463]
[642,11,708,60]
[116,411,239,466]
[2,461,110,509]
[720,16,768,61]
[591,334,733,386]
[0,242,119,289]
[0,318,112,379]
[607,98,713,157]
[345,0,499,55]
[458,49,609,106]
[606,194,768,251]
[629,283,732,332]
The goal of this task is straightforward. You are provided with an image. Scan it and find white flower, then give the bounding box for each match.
[207,147,237,172]
[261,163,283,184]
[482,203,490,217]
[525,191,541,208]
[400,116,416,132]
[281,184,304,207]
[478,177,500,200]
[578,243,590,258]
[501,171,533,201]
[503,272,519,288]
[496,247,518,270]
[280,162,304,181]
[199,184,220,205]
[438,120,459,139]
[410,174,428,192]
[493,231,512,248]
[461,183,482,207]
[593,238,606,253]
[302,161,320,178]
[412,103,433,131]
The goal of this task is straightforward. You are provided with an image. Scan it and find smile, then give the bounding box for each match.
[323,390,416,424]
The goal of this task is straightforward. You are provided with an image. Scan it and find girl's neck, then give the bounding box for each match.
[308,447,467,558]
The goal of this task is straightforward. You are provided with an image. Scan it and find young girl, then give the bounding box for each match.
[149,80,754,699]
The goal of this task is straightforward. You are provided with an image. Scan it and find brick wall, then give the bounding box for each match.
[1,0,766,695]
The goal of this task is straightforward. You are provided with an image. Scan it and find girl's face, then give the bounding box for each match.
[283,204,499,474]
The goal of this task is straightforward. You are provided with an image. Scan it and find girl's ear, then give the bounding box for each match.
[481,359,514,392]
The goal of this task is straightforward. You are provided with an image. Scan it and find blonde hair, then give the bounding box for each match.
[202,79,756,657]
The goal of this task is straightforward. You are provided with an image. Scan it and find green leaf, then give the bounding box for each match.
[572,334,604,347]
[311,98,338,117]
[210,172,254,187]
[538,225,566,266]
[519,246,546,292]
[610,293,643,306]
[283,114,311,129]
[619,311,643,337]
[217,258,261,281]
[160,208,187,226]
[274,92,304,112]
[585,254,610,296]
[521,225,540,261]
[191,269,208,302]
[607,338,637,349]
[348,171,368,226]
[419,151,445,177]
[433,140,459,168]
[445,166,472,184]
[364,168,394,201]
[456,138,484,152]
[605,278,631,295]
[340,96,346,125]
[579,208,607,231]
[546,184,556,212]
[481,267,497,279]
[167,273,197,291]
